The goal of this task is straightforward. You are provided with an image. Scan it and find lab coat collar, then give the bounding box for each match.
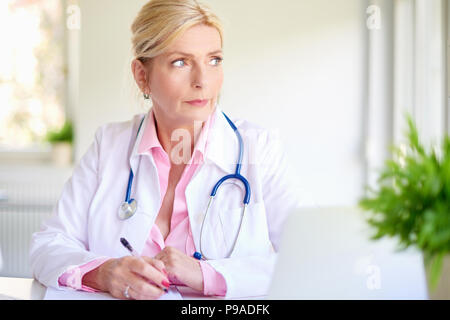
[204,105,239,174]
[128,105,238,175]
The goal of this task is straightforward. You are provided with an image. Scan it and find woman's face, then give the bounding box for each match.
[145,24,223,127]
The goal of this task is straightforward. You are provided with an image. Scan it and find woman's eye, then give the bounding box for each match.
[172,57,223,68]
[172,59,185,67]
[210,57,223,66]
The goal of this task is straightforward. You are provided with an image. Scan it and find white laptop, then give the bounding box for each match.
[267,207,429,299]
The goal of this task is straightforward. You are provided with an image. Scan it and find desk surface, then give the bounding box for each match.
[0,277,265,300]
[0,277,46,300]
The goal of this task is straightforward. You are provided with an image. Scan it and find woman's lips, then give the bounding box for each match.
[185,99,209,107]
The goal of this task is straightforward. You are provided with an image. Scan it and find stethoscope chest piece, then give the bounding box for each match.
[118,199,137,220]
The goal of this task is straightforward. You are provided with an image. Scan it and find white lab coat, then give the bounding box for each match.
[29,105,303,298]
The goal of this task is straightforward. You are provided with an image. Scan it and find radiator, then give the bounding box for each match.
[0,164,72,278]
[0,204,54,278]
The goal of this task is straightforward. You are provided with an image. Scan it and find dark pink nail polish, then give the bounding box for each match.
[162,280,170,287]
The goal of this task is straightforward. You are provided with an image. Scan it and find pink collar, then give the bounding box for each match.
[137,107,216,162]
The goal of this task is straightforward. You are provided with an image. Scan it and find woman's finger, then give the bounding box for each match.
[124,283,165,300]
[142,256,168,276]
[124,271,166,300]
[128,258,170,291]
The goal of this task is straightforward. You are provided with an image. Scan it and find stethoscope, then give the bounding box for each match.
[118,111,251,260]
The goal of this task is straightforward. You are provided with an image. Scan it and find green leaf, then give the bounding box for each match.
[45,120,73,144]
[358,112,450,278]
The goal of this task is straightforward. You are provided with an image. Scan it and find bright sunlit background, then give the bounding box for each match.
[0,0,448,296]
[0,0,65,149]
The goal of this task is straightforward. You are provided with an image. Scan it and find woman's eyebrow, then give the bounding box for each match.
[166,50,223,57]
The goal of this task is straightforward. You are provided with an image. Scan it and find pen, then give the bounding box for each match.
[120,237,169,293]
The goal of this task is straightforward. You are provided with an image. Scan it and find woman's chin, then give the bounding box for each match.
[182,102,214,118]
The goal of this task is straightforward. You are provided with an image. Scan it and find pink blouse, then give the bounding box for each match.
[58,108,227,296]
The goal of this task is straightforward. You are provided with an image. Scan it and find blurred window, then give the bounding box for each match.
[0,0,66,150]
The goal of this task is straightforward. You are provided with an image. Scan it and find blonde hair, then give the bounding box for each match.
[131,0,224,63]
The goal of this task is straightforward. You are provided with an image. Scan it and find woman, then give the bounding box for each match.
[30,0,301,300]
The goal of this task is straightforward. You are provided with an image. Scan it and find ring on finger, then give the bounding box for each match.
[124,285,131,299]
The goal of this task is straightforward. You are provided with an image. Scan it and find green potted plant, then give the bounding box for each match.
[45,120,73,166]
[358,114,450,298]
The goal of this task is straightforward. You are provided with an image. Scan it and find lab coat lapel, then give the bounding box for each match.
[205,106,240,175]
[128,112,148,181]
[119,112,162,255]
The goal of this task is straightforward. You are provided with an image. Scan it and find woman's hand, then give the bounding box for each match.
[82,256,170,300]
[154,246,204,293]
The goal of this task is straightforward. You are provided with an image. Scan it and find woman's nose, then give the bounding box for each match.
[191,65,207,88]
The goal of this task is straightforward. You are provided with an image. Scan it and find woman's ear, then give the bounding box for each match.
[131,59,150,94]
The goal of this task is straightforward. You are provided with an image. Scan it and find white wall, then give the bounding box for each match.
[74,0,367,206]
[209,0,367,206]
[75,0,147,161]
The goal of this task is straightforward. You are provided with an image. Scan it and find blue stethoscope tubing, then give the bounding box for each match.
[117,116,146,220]
[118,111,251,260]
[210,112,251,204]
[198,112,250,260]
